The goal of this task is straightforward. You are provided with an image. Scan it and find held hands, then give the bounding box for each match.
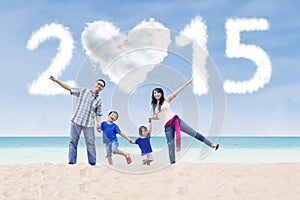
[96,123,101,133]
[129,140,135,144]
[148,116,158,121]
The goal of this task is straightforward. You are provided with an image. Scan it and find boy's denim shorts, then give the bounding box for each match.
[105,140,119,157]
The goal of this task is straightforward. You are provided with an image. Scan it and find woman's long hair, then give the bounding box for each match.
[151,88,165,115]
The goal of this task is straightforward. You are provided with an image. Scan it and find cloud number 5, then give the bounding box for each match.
[224,18,271,94]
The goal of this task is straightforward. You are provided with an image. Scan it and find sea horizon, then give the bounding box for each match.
[1,136,300,165]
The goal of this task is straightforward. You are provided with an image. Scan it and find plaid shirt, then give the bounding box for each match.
[70,88,102,127]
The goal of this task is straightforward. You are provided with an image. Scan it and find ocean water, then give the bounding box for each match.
[0,136,299,165]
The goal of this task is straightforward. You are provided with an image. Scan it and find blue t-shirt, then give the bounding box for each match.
[101,121,121,144]
[135,135,152,155]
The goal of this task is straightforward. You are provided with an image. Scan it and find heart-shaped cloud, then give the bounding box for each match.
[81,18,171,92]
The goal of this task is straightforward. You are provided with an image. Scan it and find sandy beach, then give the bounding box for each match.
[1,162,299,200]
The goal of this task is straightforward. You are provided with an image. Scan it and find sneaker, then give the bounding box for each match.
[126,155,132,164]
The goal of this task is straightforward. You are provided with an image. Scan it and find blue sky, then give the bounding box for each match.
[0,0,299,136]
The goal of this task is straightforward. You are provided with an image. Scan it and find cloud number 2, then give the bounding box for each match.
[27,23,76,95]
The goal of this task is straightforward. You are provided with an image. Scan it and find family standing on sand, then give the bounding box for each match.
[50,76,219,166]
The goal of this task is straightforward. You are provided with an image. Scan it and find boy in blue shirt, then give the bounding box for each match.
[100,111,132,165]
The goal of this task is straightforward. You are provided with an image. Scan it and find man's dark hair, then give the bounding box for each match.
[97,79,106,87]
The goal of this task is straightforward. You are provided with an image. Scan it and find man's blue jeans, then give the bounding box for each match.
[165,118,213,164]
[69,121,96,165]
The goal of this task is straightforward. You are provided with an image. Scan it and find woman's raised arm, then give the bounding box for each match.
[166,79,192,102]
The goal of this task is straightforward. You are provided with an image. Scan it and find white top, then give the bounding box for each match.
[155,101,175,124]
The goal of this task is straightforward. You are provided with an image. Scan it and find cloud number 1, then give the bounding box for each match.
[27,23,76,95]
[176,16,209,95]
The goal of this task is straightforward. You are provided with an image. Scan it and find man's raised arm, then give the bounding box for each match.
[49,75,71,92]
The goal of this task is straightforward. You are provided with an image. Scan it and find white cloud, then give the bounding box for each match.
[81,18,171,93]
[176,16,209,95]
[26,23,76,95]
[224,18,272,94]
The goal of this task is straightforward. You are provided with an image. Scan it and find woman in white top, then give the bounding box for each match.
[149,79,219,164]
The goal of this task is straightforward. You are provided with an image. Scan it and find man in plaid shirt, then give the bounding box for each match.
[50,75,105,166]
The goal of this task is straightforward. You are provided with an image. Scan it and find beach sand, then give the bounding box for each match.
[1,162,299,200]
